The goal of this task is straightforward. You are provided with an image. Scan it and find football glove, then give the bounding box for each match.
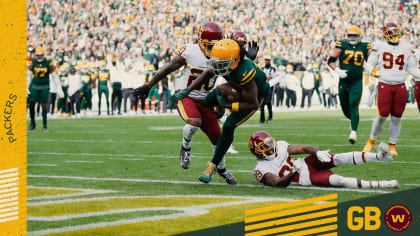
[371,69,380,78]
[334,67,348,78]
[293,158,305,173]
[175,88,190,100]
[216,91,227,108]
[316,149,332,163]
[246,40,259,61]
[132,84,150,99]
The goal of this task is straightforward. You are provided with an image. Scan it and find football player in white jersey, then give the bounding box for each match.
[363,23,420,156]
[414,49,420,112]
[250,131,398,189]
[132,22,237,184]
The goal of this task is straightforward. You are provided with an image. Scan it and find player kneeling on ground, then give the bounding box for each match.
[250,131,398,188]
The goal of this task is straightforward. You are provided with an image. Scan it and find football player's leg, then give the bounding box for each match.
[332,150,392,166]
[105,87,110,114]
[338,84,351,119]
[329,174,398,188]
[40,88,49,130]
[348,81,363,132]
[98,87,103,115]
[365,82,392,151]
[176,97,201,169]
[28,88,39,129]
[388,84,407,155]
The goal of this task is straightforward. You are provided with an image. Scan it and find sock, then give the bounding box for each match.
[217,156,226,170]
[370,116,387,140]
[333,152,380,166]
[182,124,199,149]
[29,103,35,125]
[329,175,390,188]
[42,110,47,127]
[389,115,401,144]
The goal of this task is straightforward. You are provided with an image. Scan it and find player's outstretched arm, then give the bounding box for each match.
[261,172,297,188]
[287,145,319,155]
[133,55,186,98]
[148,55,186,88]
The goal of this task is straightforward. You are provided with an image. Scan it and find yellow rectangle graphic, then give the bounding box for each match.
[245,217,337,236]
[245,193,337,216]
[245,201,337,223]
[279,224,337,236]
[245,208,337,231]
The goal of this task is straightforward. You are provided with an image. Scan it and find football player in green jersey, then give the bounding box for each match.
[97,61,111,115]
[27,47,60,131]
[176,39,270,183]
[327,25,371,144]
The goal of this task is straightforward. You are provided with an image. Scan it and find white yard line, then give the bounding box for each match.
[27,164,57,167]
[108,158,145,161]
[27,186,117,201]
[65,161,105,163]
[27,174,392,194]
[28,195,293,235]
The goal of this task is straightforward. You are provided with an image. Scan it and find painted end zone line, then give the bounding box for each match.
[27,175,391,194]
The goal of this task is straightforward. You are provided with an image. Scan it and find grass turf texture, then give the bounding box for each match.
[27,108,420,234]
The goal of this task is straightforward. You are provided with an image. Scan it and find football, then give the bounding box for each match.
[216,83,241,102]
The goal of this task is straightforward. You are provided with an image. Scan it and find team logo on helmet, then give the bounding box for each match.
[249,131,277,161]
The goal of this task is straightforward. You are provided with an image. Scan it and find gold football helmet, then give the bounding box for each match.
[210,39,240,76]
[346,25,362,45]
[34,47,46,62]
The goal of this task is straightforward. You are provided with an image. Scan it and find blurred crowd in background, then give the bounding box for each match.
[27,0,419,117]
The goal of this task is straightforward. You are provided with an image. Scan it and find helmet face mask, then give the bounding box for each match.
[249,131,277,161]
[210,39,240,76]
[210,56,235,76]
[383,23,401,45]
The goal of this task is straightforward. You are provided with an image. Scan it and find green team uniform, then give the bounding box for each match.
[28,58,54,129]
[28,59,54,103]
[203,59,269,168]
[313,70,323,104]
[97,69,110,115]
[80,72,92,110]
[335,40,371,131]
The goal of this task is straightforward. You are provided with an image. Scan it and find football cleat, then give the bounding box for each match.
[179,146,191,169]
[43,126,48,132]
[227,145,239,154]
[389,144,398,156]
[217,168,237,185]
[199,162,216,183]
[348,131,357,144]
[379,180,399,188]
[377,142,393,162]
[363,138,375,152]
[28,124,36,131]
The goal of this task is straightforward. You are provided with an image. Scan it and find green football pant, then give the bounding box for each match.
[338,80,362,131]
[98,85,109,114]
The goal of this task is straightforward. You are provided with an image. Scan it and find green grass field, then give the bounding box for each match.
[27,108,420,235]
